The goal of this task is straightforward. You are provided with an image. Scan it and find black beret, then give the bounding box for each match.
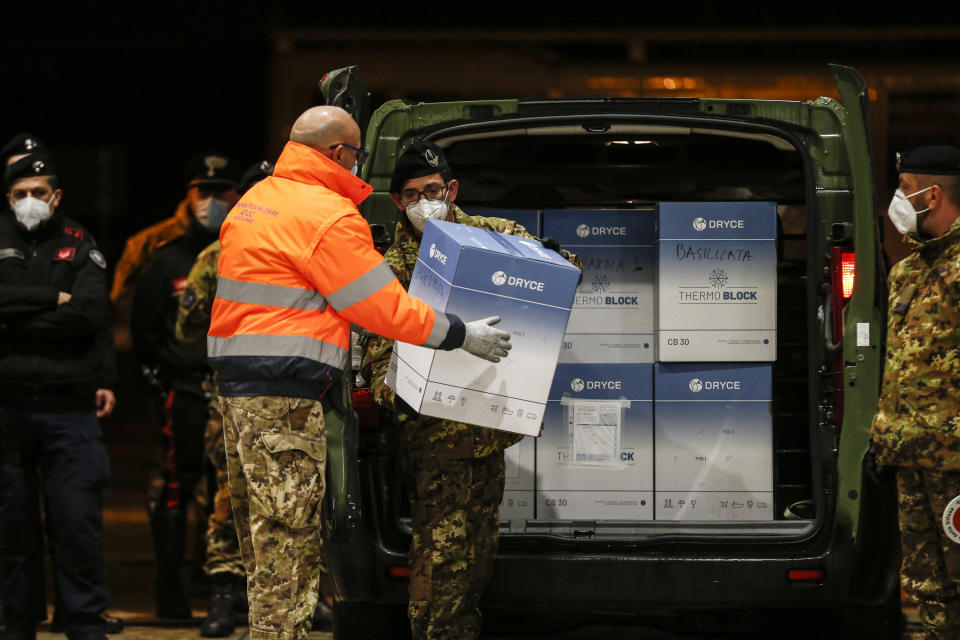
[184,152,241,189]
[896,145,960,176]
[239,160,274,193]
[1,132,46,163]
[4,153,57,188]
[389,142,450,194]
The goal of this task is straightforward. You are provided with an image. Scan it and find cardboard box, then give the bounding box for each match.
[394,219,580,436]
[654,363,773,521]
[469,208,540,236]
[501,436,536,521]
[536,363,654,520]
[657,202,777,361]
[542,209,656,364]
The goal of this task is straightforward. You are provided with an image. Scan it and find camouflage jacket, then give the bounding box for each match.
[175,239,220,355]
[362,206,580,459]
[872,216,960,468]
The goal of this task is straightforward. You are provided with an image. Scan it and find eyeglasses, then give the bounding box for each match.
[400,182,449,206]
[330,143,369,167]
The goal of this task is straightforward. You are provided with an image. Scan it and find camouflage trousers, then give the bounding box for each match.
[220,396,327,640]
[405,448,506,640]
[899,468,960,639]
[203,401,244,577]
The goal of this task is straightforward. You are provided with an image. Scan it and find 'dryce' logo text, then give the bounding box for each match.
[577,224,628,238]
[689,378,741,392]
[692,217,745,231]
[428,243,448,265]
[571,378,622,391]
[491,270,545,291]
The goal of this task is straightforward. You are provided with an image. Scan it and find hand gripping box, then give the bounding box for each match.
[535,363,654,520]
[542,209,656,364]
[654,363,773,521]
[394,219,581,436]
[501,436,535,521]
[657,202,777,361]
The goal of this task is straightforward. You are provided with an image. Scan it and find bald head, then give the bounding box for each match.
[289,106,360,152]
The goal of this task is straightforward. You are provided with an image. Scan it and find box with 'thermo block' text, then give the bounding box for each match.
[394,219,581,436]
[657,202,777,361]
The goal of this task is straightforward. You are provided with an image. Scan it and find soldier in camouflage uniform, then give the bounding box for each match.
[362,143,580,640]
[871,145,960,640]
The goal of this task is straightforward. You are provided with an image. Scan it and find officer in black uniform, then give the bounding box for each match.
[0,154,114,640]
[131,152,241,619]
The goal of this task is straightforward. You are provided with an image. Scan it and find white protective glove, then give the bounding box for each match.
[461,316,512,363]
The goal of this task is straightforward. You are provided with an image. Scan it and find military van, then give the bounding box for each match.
[320,64,899,639]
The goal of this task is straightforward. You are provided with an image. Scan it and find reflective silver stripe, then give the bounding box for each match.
[422,308,450,349]
[208,334,349,369]
[325,261,397,311]
[216,276,327,311]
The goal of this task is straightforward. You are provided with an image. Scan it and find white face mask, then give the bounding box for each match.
[12,193,56,231]
[194,197,230,231]
[350,161,358,176]
[887,186,933,235]
[405,198,448,233]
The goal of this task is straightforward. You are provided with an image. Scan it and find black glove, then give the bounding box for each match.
[540,236,562,253]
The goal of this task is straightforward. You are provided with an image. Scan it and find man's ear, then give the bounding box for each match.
[50,188,63,209]
[391,193,405,212]
[446,179,459,205]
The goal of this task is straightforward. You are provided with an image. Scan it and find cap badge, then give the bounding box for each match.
[896,152,902,173]
[24,138,37,150]
[204,155,228,177]
[31,160,44,173]
[259,160,271,172]
[424,148,440,167]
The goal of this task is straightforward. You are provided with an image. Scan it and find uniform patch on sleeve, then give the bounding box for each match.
[64,226,84,239]
[89,249,107,270]
[181,288,197,307]
[54,247,77,262]
[171,277,188,294]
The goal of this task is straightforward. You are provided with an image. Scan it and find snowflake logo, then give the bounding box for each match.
[592,274,610,293]
[708,269,728,289]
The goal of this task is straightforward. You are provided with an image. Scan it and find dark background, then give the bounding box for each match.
[3,1,960,264]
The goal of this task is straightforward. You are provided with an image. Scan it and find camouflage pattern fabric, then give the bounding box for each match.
[202,401,243,577]
[406,451,506,640]
[220,395,326,640]
[175,239,220,358]
[899,468,960,638]
[872,216,960,469]
[111,199,193,328]
[362,205,579,460]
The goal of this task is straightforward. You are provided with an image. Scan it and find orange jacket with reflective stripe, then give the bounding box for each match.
[207,141,460,399]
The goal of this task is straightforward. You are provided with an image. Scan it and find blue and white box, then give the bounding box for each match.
[501,436,535,521]
[543,209,656,364]
[469,209,540,236]
[536,363,654,520]
[654,363,773,521]
[657,202,777,361]
[394,219,581,436]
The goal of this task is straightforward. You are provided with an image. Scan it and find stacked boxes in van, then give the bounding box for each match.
[655,202,777,521]
[537,209,657,521]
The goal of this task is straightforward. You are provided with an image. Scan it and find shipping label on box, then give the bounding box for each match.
[657,202,777,361]
[654,363,773,521]
[501,436,535,521]
[394,219,580,436]
[543,209,656,364]
[536,363,653,520]
[469,209,541,237]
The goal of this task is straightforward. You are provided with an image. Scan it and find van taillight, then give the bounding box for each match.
[829,247,856,339]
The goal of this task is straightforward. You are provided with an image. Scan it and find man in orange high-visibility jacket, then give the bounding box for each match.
[208,105,511,640]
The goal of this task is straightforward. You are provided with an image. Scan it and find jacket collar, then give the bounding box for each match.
[273,141,373,206]
[908,214,960,254]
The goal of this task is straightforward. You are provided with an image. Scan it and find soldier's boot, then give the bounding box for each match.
[150,509,192,619]
[200,574,240,637]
